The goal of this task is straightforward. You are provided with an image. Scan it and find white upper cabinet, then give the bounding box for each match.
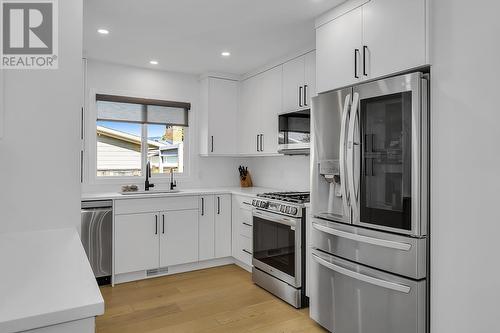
[282,51,316,112]
[362,0,426,79]
[199,77,239,155]
[238,76,261,155]
[283,56,305,113]
[238,65,282,155]
[316,5,363,93]
[259,66,282,154]
[316,0,428,93]
[304,51,317,104]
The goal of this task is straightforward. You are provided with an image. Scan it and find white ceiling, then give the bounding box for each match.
[83,0,344,75]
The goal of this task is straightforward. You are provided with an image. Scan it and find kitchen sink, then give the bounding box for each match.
[119,190,181,195]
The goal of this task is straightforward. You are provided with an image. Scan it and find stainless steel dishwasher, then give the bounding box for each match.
[81,200,113,285]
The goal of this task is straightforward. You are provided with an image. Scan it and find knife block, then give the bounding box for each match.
[240,172,253,188]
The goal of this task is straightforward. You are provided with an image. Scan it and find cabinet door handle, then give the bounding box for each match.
[363,46,368,76]
[260,134,264,152]
[211,136,214,153]
[242,249,252,255]
[201,197,205,216]
[155,215,158,235]
[303,85,307,107]
[299,86,303,107]
[354,49,360,79]
[162,215,165,234]
[243,222,252,227]
[257,134,260,152]
[217,197,221,215]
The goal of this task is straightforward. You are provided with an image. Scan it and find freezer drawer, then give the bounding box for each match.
[310,249,426,333]
[312,217,426,279]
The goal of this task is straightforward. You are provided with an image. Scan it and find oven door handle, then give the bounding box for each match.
[312,252,411,294]
[312,222,412,251]
[253,210,298,228]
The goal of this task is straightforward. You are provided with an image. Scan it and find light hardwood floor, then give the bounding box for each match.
[97,264,326,333]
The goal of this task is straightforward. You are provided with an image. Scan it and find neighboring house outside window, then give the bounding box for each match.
[94,95,190,178]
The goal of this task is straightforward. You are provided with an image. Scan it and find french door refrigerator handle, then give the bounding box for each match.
[312,253,411,294]
[312,222,412,251]
[347,92,360,221]
[304,85,308,106]
[339,94,351,213]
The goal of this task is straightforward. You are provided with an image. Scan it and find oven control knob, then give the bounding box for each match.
[280,206,286,213]
[285,206,290,214]
[260,201,268,208]
[290,207,298,215]
[252,200,256,206]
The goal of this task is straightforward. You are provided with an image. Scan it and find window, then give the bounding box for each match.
[95,95,190,178]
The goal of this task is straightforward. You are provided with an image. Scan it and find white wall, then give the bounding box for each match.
[82,60,244,193]
[430,1,500,332]
[246,155,310,191]
[0,1,83,233]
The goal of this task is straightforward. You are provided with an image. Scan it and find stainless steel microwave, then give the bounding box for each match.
[278,110,310,155]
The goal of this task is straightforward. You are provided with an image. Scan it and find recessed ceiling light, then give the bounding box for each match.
[221,51,231,57]
[97,29,109,35]
[149,60,159,65]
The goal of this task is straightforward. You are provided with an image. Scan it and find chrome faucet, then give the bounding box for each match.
[145,161,155,191]
[170,171,177,191]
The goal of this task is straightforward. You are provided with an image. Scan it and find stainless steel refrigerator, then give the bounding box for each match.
[309,72,429,333]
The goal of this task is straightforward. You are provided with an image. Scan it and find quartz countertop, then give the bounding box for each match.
[82,186,280,201]
[0,228,104,333]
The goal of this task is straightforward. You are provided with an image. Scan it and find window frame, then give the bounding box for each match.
[86,89,191,185]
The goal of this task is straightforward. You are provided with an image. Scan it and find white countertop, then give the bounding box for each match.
[0,228,104,333]
[82,186,279,201]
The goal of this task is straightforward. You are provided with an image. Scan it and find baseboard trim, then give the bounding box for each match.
[114,257,235,285]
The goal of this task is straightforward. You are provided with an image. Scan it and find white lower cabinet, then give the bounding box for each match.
[215,194,232,258]
[160,209,199,267]
[114,212,160,275]
[231,195,254,268]
[114,196,200,276]
[199,195,216,260]
[199,194,232,260]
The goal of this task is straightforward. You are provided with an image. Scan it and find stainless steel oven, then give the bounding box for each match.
[253,209,301,288]
[251,192,309,308]
[278,110,310,155]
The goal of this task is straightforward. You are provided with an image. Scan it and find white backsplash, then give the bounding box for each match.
[245,155,311,192]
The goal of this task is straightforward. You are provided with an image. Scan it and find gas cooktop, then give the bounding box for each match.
[257,191,310,204]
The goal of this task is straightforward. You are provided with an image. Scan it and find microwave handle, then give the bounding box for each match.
[339,94,351,213]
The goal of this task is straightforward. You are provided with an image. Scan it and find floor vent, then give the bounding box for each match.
[147,267,169,277]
